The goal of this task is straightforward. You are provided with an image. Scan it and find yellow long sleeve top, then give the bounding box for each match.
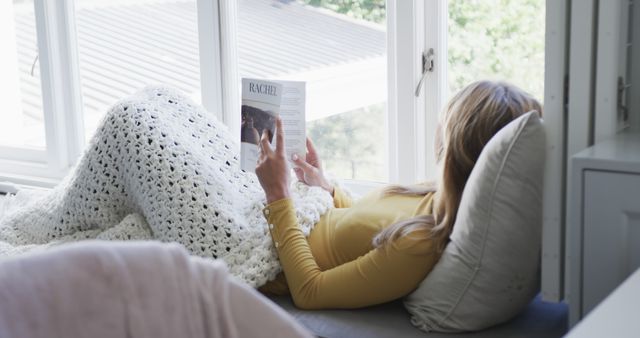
[261,185,440,310]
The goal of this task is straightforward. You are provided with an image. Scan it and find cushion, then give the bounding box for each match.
[404,111,546,332]
[270,294,568,338]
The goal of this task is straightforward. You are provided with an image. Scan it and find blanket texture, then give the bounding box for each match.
[0,241,312,338]
[0,87,334,287]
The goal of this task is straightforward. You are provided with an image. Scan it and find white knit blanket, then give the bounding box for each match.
[0,87,334,288]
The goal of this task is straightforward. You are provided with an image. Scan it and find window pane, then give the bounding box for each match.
[0,0,46,150]
[238,0,388,182]
[75,0,201,140]
[448,0,545,101]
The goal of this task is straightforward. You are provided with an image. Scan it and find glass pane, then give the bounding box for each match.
[238,0,388,182]
[448,0,546,101]
[0,0,46,150]
[75,0,201,140]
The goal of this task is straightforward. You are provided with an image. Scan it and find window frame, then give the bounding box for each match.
[386,0,447,186]
[0,0,447,191]
[198,0,240,144]
[0,0,84,187]
[219,0,448,188]
[0,0,232,189]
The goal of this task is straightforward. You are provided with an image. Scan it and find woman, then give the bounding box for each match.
[256,80,542,309]
[0,80,541,310]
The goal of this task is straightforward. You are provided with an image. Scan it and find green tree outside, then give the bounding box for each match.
[307,103,386,181]
[448,0,545,100]
[301,0,386,24]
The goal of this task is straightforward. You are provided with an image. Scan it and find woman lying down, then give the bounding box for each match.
[0,81,542,336]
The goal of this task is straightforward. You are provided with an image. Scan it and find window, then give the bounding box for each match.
[0,0,46,151]
[237,0,388,182]
[448,0,545,101]
[0,0,545,191]
[75,0,202,140]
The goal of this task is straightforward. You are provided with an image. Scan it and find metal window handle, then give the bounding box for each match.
[30,45,39,77]
[617,76,631,123]
[31,54,39,77]
[415,48,434,97]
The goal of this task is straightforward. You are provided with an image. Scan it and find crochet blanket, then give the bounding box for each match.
[0,87,334,288]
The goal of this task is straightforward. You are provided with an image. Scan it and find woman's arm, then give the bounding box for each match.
[256,119,436,309]
[263,199,437,310]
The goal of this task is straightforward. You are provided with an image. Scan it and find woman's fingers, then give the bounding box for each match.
[292,153,315,173]
[305,137,321,168]
[259,129,273,157]
[306,137,317,157]
[275,117,285,156]
[255,121,291,203]
[293,167,305,182]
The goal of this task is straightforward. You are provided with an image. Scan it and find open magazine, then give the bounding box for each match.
[240,78,306,172]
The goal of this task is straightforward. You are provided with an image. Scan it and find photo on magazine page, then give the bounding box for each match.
[240,78,283,172]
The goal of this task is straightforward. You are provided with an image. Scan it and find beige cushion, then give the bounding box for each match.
[404,111,546,332]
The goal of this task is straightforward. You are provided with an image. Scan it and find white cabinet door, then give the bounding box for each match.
[583,170,640,315]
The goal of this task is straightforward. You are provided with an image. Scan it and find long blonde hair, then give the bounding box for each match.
[373,81,542,252]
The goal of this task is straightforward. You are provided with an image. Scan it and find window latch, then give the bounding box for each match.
[415,48,434,97]
[31,45,39,77]
[617,76,631,125]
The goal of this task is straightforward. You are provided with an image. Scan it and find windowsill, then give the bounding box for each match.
[0,173,58,193]
[0,167,388,197]
[0,159,62,193]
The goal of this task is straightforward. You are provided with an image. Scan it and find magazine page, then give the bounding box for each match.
[240,78,283,172]
[275,80,306,162]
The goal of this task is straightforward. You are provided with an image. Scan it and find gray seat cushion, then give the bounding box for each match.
[269,295,567,338]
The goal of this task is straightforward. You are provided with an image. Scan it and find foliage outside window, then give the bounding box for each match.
[300,0,545,182]
[300,0,386,24]
[308,104,386,181]
[303,0,545,101]
[448,0,545,101]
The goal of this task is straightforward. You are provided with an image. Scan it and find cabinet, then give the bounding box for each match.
[568,132,640,326]
[565,269,640,338]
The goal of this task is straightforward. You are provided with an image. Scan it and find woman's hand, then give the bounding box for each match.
[256,118,291,204]
[292,137,334,196]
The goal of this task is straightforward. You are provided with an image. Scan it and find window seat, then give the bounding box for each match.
[269,294,568,338]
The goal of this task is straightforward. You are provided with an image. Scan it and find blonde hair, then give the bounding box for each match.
[373,81,542,252]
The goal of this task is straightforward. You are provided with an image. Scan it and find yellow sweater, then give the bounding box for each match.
[260,186,440,310]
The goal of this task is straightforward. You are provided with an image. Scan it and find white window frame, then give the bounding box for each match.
[198,0,240,145]
[0,0,231,190]
[0,0,447,194]
[0,0,84,188]
[220,0,448,194]
[385,0,447,187]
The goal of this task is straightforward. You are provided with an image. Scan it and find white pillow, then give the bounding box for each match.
[404,111,545,332]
